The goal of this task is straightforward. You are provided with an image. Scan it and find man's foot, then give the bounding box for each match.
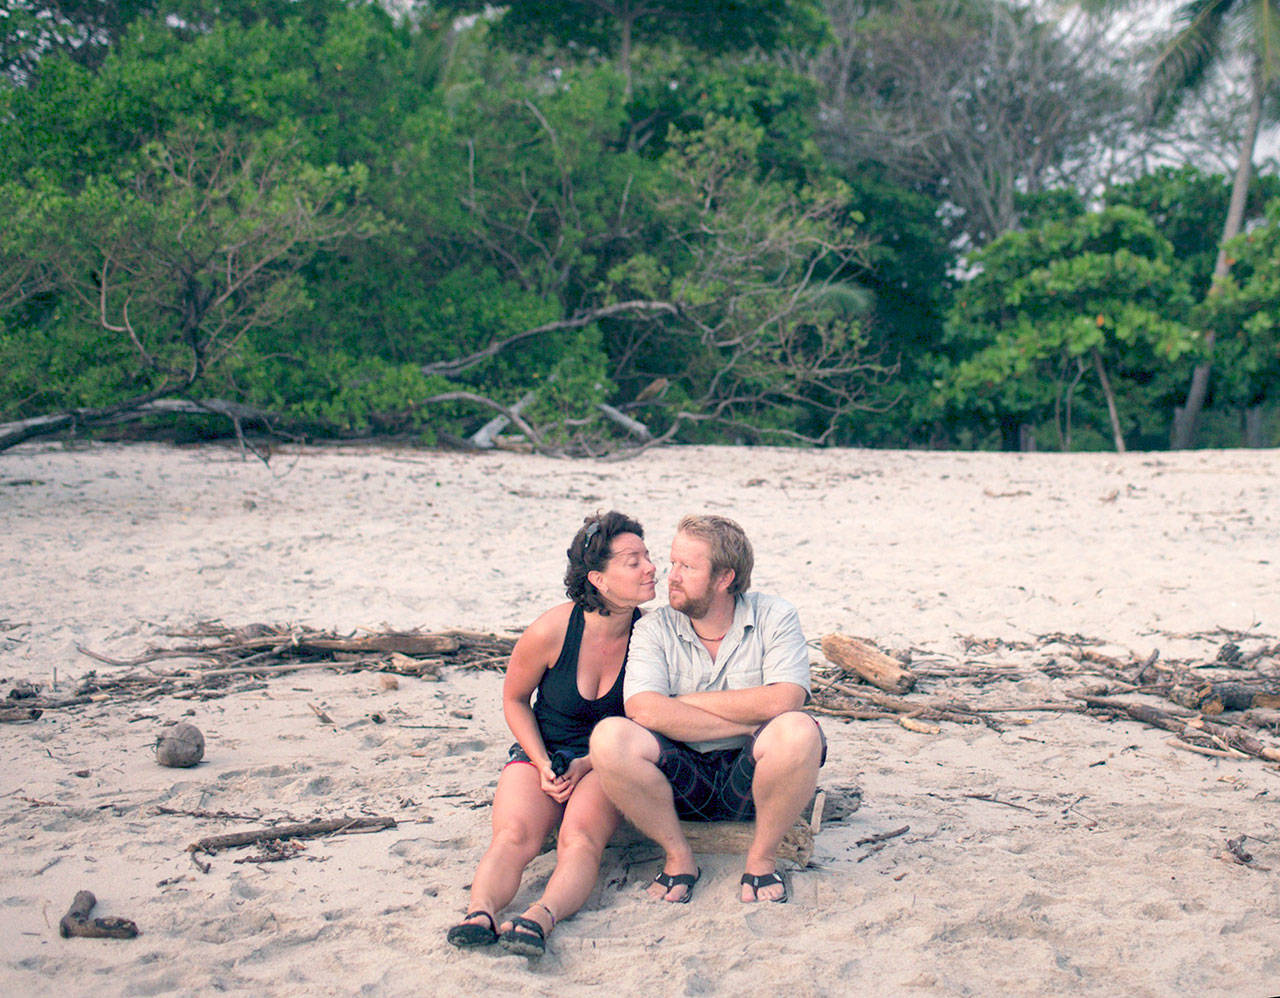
[446,910,498,947]
[648,867,700,903]
[740,870,788,903]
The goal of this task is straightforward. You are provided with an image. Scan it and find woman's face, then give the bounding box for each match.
[593,532,656,609]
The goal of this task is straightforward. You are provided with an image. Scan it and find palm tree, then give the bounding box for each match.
[1149,0,1280,447]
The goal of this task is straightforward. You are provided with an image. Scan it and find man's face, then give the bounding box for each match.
[667,531,727,619]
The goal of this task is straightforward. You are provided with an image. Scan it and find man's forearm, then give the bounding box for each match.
[625,691,755,743]
[675,683,806,726]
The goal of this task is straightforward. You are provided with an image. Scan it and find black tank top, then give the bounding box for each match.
[532,604,638,758]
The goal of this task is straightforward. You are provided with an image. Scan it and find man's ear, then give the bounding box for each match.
[714,568,735,594]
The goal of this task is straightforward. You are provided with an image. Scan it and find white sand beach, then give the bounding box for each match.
[1,441,1278,996]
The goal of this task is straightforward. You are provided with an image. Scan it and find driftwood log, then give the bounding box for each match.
[604,818,815,867]
[189,815,397,855]
[58,891,138,939]
[821,634,916,694]
[1168,681,1280,715]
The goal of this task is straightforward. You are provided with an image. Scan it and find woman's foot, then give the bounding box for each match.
[498,902,554,958]
[446,910,498,947]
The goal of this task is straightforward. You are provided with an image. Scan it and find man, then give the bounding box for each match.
[590,514,825,904]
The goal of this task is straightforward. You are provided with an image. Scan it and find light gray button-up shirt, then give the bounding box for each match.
[623,592,811,753]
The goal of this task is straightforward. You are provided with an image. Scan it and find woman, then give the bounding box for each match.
[446,510,655,957]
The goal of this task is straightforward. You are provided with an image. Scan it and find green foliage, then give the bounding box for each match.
[439,0,828,62]
[938,205,1197,448]
[0,127,378,419]
[1106,166,1280,299]
[228,349,452,436]
[1200,198,1280,406]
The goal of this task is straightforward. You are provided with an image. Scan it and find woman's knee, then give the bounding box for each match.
[555,819,612,857]
[489,816,548,859]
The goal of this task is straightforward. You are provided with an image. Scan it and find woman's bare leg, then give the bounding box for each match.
[505,771,620,936]
[457,763,561,928]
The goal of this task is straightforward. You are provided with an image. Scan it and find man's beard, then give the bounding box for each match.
[670,586,715,620]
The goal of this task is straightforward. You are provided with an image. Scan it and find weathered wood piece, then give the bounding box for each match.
[821,634,917,694]
[1082,696,1280,762]
[59,891,138,939]
[189,815,396,854]
[0,706,42,723]
[1168,680,1280,714]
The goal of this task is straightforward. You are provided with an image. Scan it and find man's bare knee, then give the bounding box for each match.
[589,716,654,770]
[754,711,822,765]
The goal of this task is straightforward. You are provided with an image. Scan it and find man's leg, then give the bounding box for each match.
[589,716,698,902]
[742,711,822,902]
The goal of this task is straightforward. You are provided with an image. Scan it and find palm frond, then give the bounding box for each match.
[1146,0,1237,115]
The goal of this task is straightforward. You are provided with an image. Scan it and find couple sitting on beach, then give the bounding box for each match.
[446,511,826,958]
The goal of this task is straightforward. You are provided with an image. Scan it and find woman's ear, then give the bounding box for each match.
[587,569,607,596]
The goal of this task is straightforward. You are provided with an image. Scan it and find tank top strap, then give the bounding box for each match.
[553,603,586,673]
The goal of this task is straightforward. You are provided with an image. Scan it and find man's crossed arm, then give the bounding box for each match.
[625,683,807,743]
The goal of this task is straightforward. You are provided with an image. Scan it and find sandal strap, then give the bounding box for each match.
[508,915,545,940]
[533,901,556,929]
[462,910,496,932]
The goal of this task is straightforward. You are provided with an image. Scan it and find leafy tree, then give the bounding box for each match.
[1198,198,1280,444]
[1142,0,1280,446]
[939,206,1196,451]
[438,0,827,96]
[815,0,1130,244]
[603,115,886,445]
[0,129,378,449]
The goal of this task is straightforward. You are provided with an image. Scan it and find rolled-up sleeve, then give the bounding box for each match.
[623,613,674,703]
[759,599,812,696]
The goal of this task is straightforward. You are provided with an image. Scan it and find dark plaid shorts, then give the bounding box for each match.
[654,715,827,823]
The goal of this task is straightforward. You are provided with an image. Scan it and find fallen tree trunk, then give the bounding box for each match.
[0,396,274,453]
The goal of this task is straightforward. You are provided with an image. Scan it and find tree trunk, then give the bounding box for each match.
[1171,57,1265,449]
[620,15,633,100]
[1243,405,1267,448]
[1092,348,1125,453]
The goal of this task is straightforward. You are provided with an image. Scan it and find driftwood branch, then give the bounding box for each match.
[0,396,279,454]
[189,815,397,854]
[596,402,653,441]
[1081,696,1280,762]
[420,301,677,378]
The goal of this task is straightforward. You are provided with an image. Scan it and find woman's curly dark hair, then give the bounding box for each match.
[564,510,645,614]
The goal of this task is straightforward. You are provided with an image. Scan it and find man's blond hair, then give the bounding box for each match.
[677,514,753,595]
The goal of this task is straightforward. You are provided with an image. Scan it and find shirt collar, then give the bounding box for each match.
[674,593,753,644]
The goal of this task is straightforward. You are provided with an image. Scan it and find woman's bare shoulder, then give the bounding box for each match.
[515,602,575,656]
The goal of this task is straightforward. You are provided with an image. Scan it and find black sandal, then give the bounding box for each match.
[498,916,546,957]
[652,867,701,903]
[740,871,788,903]
[446,910,498,948]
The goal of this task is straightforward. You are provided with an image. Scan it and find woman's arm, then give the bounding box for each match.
[502,605,572,798]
